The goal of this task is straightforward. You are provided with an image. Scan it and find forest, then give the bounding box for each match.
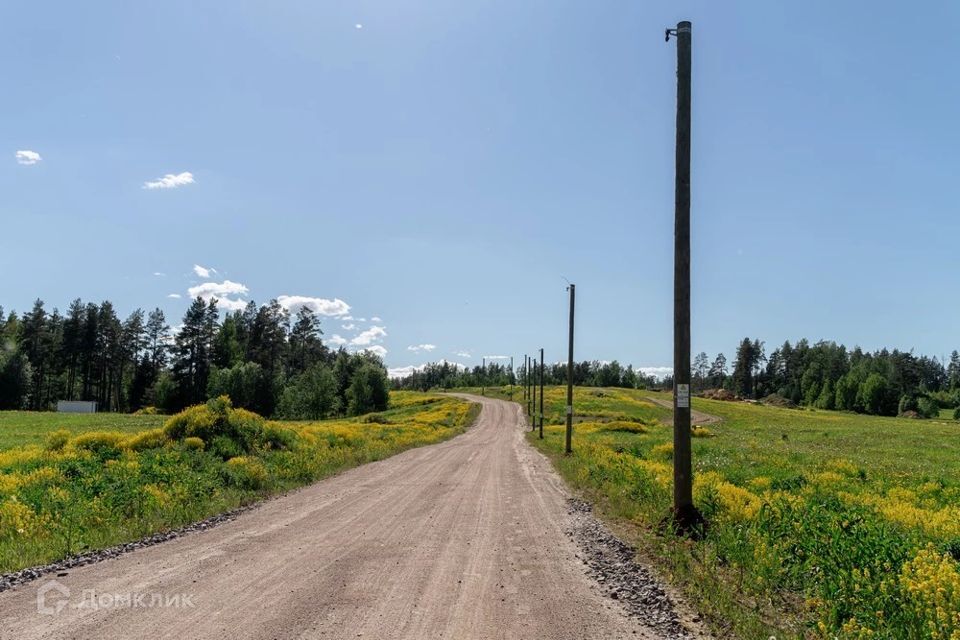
[395,338,960,419]
[703,338,960,418]
[0,297,389,419]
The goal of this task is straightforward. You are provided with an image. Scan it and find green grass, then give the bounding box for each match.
[505,385,960,639]
[0,392,478,574]
[0,411,165,450]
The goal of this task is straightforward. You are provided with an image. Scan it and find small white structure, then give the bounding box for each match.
[57,401,97,414]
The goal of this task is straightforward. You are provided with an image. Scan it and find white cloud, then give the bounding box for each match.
[167,293,182,299]
[407,344,436,353]
[361,345,387,358]
[370,316,382,322]
[341,323,356,330]
[483,355,510,360]
[387,365,419,379]
[143,171,195,190]
[187,280,249,311]
[188,280,249,299]
[153,272,166,277]
[355,23,363,29]
[640,366,673,378]
[356,317,366,322]
[192,264,215,278]
[326,334,348,347]
[15,150,41,165]
[454,351,472,358]
[277,295,351,317]
[350,326,387,346]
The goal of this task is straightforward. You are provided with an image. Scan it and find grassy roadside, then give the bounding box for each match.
[0,392,479,574]
[496,385,960,639]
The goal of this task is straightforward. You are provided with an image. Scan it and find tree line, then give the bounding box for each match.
[0,298,389,418]
[695,338,960,418]
[392,359,662,391]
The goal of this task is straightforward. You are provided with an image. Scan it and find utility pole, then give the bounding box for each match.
[510,356,514,400]
[539,347,545,439]
[482,357,486,396]
[564,284,575,454]
[523,354,527,404]
[666,20,701,533]
[531,351,537,430]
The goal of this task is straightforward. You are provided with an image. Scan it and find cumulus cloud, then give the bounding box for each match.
[370,316,382,322]
[277,295,351,317]
[188,280,249,299]
[143,171,195,190]
[483,355,510,360]
[167,293,182,299]
[341,323,356,331]
[407,344,436,353]
[350,326,387,346]
[640,366,673,378]
[361,345,387,358]
[186,280,249,311]
[325,334,348,347]
[454,351,472,358]
[15,150,41,165]
[192,264,215,278]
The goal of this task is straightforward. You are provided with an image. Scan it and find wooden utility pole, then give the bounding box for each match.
[666,20,701,532]
[531,351,537,430]
[510,356,514,400]
[482,357,486,396]
[564,284,575,454]
[539,347,545,439]
[523,354,527,404]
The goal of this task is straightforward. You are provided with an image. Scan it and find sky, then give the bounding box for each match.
[2,1,959,378]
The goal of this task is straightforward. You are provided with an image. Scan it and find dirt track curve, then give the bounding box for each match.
[0,395,683,640]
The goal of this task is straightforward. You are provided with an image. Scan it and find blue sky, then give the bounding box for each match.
[2,1,958,377]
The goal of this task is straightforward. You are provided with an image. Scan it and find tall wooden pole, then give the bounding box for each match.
[510,356,514,400]
[523,354,527,404]
[564,284,575,454]
[667,20,700,531]
[539,347,545,439]
[482,357,486,396]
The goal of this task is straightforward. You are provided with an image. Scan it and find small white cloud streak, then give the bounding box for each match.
[361,345,387,358]
[454,351,472,358]
[388,359,468,379]
[15,150,41,165]
[341,323,356,331]
[277,295,351,317]
[188,280,249,299]
[370,316,382,322]
[192,264,214,278]
[167,293,182,299]
[640,366,673,378]
[407,344,436,353]
[153,272,166,277]
[143,171,195,190]
[483,355,510,360]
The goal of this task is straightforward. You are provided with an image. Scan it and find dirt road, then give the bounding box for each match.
[644,395,721,426]
[0,395,677,640]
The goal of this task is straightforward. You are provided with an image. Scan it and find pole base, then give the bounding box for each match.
[669,504,706,539]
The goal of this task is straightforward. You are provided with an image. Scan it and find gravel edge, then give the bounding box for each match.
[0,501,263,593]
[565,498,695,640]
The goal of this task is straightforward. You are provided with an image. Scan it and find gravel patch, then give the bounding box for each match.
[0,502,261,594]
[566,498,695,639]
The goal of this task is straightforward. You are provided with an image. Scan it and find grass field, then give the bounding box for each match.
[0,411,166,450]
[471,385,960,639]
[0,392,477,574]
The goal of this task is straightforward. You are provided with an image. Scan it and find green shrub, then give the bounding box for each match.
[125,428,168,451]
[44,429,71,451]
[163,396,265,453]
[954,407,960,421]
[134,406,159,415]
[208,435,243,460]
[262,424,297,450]
[71,431,128,454]
[917,396,940,419]
[183,436,205,451]
[224,456,268,490]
